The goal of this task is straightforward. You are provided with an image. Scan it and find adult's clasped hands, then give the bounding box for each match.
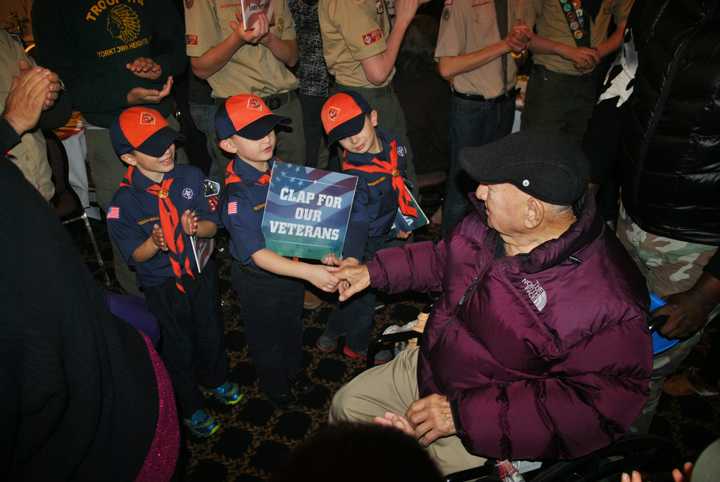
[3,60,63,136]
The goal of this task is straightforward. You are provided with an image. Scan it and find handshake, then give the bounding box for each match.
[304,254,372,302]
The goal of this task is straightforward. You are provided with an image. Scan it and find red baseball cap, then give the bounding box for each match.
[110,107,180,157]
[321,91,372,145]
[215,94,290,140]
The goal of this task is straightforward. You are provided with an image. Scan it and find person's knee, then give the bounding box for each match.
[329,382,355,422]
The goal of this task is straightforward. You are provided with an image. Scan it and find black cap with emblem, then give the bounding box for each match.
[460,130,589,205]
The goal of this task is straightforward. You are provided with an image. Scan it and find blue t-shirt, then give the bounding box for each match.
[107,165,218,287]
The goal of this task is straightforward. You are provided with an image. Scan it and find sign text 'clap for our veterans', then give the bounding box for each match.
[261,161,358,260]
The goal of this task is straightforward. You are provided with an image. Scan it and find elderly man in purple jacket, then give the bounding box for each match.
[330,130,653,475]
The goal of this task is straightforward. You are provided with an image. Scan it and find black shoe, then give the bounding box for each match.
[267,392,298,410]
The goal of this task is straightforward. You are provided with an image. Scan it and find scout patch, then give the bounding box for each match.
[185,34,198,45]
[182,187,194,200]
[376,0,384,14]
[184,0,194,8]
[362,29,383,45]
[228,201,238,215]
[107,206,121,220]
[442,7,450,20]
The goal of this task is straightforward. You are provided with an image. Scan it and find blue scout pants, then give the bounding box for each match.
[144,259,228,418]
[231,262,305,398]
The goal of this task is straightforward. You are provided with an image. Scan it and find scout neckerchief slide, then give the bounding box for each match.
[559,0,590,47]
[342,140,417,217]
[120,166,195,293]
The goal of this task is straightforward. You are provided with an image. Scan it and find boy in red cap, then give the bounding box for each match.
[217,94,339,408]
[317,90,413,363]
[107,106,241,438]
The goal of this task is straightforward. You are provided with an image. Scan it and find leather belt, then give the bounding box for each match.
[451,88,517,103]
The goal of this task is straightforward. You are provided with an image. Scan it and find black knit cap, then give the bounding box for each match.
[460,130,589,205]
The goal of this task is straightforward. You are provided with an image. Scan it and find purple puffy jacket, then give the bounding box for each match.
[367,195,652,460]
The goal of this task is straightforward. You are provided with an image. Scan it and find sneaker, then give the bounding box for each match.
[342,345,393,365]
[184,409,220,438]
[205,382,244,405]
[315,334,339,353]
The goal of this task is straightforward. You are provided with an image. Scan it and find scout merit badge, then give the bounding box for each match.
[239,0,274,29]
[559,0,590,47]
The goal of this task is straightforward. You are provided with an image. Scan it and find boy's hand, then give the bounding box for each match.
[306,265,340,293]
[331,264,371,301]
[396,230,411,240]
[230,11,270,45]
[181,209,199,235]
[151,224,168,251]
[126,57,162,80]
[322,253,342,266]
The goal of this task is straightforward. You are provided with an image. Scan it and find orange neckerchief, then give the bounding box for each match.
[224,159,270,187]
[120,166,194,293]
[342,140,417,217]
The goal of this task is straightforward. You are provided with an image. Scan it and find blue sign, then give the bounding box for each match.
[261,161,358,260]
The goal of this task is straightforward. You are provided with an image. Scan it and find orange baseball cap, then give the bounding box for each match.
[215,94,290,140]
[110,107,180,157]
[321,91,372,144]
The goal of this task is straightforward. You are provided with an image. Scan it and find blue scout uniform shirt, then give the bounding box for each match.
[221,158,275,267]
[342,129,409,260]
[107,165,218,288]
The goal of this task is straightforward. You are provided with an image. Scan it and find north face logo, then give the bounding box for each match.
[247,97,263,111]
[328,106,341,122]
[140,112,156,125]
[521,278,547,312]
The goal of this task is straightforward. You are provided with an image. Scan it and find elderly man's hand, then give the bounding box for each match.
[405,394,456,446]
[3,63,58,135]
[331,263,371,301]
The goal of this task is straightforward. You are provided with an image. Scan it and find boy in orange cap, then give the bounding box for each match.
[107,106,241,438]
[217,94,339,408]
[317,90,414,363]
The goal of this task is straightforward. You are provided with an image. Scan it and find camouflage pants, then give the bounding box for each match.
[616,204,719,432]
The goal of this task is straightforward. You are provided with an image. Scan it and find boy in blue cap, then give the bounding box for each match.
[317,91,413,363]
[217,94,340,408]
[107,106,241,438]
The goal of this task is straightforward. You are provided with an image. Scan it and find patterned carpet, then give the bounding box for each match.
[66,194,720,481]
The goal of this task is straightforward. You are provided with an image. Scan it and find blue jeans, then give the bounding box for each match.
[441,94,515,236]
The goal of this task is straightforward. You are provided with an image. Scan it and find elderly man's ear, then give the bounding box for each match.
[524,197,544,229]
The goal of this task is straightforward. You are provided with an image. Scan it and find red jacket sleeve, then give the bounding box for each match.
[367,239,448,294]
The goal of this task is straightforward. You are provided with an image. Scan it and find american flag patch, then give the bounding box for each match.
[228,201,238,215]
[107,206,120,220]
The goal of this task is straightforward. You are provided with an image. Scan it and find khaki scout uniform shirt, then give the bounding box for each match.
[530,0,633,75]
[0,30,54,200]
[318,0,394,88]
[185,0,298,98]
[435,0,528,98]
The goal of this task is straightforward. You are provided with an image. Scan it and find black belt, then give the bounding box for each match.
[451,88,517,103]
[214,90,296,109]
